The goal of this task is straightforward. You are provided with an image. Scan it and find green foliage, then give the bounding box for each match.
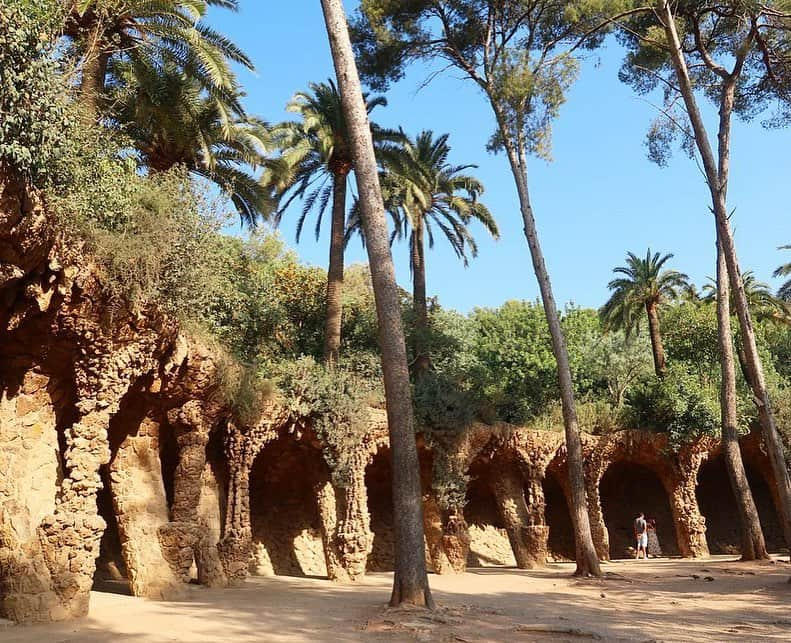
[623,364,722,449]
[0,0,71,184]
[662,302,720,376]
[470,300,558,424]
[353,0,628,159]
[276,357,379,487]
[617,2,791,162]
[412,371,478,435]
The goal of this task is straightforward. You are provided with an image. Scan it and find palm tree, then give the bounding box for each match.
[774,246,791,302]
[64,1,250,120]
[111,61,273,224]
[263,80,396,364]
[601,250,690,377]
[319,0,433,607]
[702,270,790,326]
[378,131,498,375]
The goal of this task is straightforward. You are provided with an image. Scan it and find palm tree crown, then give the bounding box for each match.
[65,1,251,116]
[702,269,790,325]
[111,61,273,225]
[774,245,791,302]
[263,79,393,240]
[601,249,689,376]
[376,130,498,373]
[381,131,499,266]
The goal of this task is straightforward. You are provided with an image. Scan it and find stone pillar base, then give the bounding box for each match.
[522,525,549,568]
[218,529,252,585]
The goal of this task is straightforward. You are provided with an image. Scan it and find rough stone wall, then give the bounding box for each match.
[0,177,230,623]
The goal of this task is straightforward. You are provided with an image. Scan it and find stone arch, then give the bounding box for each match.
[364,443,432,572]
[248,433,328,577]
[365,446,394,572]
[740,434,787,552]
[600,460,679,559]
[92,466,130,595]
[463,452,516,567]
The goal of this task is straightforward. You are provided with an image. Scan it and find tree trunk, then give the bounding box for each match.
[319,0,434,608]
[323,172,348,365]
[645,301,666,377]
[716,240,769,561]
[411,221,431,376]
[490,102,600,576]
[660,0,791,552]
[78,33,109,123]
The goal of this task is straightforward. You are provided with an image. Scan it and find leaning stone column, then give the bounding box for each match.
[669,448,709,558]
[490,464,536,569]
[317,453,373,582]
[110,415,184,599]
[583,459,610,561]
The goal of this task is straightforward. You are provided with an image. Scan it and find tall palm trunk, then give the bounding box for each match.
[716,239,769,561]
[319,0,434,608]
[660,0,791,552]
[323,171,348,365]
[78,25,109,123]
[491,104,601,577]
[411,220,430,376]
[645,301,666,377]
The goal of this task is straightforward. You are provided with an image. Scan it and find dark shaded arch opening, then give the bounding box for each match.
[697,455,785,554]
[249,436,327,577]
[745,462,785,552]
[463,460,514,567]
[543,471,575,562]
[600,461,678,559]
[92,466,131,595]
[365,448,394,572]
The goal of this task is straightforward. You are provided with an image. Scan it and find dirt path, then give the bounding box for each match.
[2,556,790,642]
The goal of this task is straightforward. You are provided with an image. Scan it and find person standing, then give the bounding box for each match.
[634,512,648,559]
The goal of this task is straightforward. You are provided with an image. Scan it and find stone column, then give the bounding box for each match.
[317,454,373,582]
[669,450,709,558]
[583,460,610,561]
[158,402,227,588]
[522,467,550,567]
[218,427,254,585]
[37,406,112,619]
[490,464,536,569]
[109,415,184,599]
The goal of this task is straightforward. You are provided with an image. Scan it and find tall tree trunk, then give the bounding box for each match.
[323,172,348,365]
[716,239,769,561]
[660,0,791,551]
[78,28,109,123]
[411,221,430,376]
[645,302,665,377]
[490,103,601,577]
[319,0,434,608]
[645,301,666,377]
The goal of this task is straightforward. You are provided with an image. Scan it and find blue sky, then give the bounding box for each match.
[209,2,790,314]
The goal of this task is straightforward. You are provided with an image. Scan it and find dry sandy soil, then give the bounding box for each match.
[2,555,790,642]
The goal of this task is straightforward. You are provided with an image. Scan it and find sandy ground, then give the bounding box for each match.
[2,556,790,642]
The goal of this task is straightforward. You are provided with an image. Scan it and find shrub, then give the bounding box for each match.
[0,0,70,185]
[275,357,376,487]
